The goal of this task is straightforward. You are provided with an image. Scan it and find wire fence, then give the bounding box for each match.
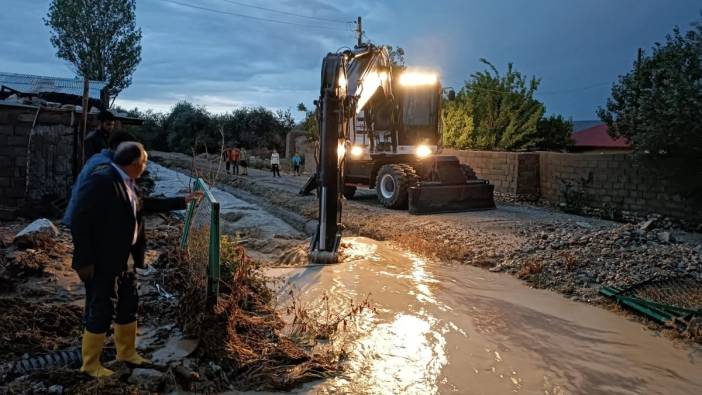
[180,178,221,310]
[621,276,702,311]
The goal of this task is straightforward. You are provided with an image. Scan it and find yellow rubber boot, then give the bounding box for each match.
[80,330,114,378]
[114,321,150,365]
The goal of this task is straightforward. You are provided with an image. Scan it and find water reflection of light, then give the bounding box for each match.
[345,313,448,394]
[341,238,380,262]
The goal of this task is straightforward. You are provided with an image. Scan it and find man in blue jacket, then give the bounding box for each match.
[63,131,137,227]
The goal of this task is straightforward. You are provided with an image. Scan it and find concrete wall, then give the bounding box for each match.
[446,149,701,226]
[0,105,79,217]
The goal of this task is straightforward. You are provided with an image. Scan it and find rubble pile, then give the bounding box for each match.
[157,235,338,392]
[498,220,702,302]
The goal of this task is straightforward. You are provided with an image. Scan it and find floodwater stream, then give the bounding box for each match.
[270,237,702,395]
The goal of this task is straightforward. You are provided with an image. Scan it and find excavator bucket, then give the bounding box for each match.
[408,181,495,214]
[408,156,495,214]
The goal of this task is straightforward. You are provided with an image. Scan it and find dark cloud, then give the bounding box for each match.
[1,0,700,119]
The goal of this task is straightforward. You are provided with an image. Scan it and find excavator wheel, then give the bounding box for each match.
[375,164,412,209]
[343,185,357,199]
[398,164,420,186]
[459,164,478,181]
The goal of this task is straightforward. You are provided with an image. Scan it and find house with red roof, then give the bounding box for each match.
[570,123,631,152]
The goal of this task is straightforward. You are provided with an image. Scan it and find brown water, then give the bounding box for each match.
[269,237,702,395]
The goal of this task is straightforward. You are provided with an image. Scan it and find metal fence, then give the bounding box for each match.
[180,178,220,306]
[601,276,702,324]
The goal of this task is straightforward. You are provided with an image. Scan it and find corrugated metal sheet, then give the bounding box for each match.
[0,72,107,99]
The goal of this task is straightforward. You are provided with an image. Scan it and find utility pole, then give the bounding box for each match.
[355,16,362,48]
[81,77,89,166]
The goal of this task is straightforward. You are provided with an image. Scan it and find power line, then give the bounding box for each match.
[215,0,353,24]
[157,0,347,31]
[539,82,611,95]
[451,81,611,96]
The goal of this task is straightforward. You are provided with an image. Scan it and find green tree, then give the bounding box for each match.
[124,108,169,151]
[164,102,216,153]
[297,103,319,142]
[45,0,142,100]
[534,115,574,151]
[443,59,545,150]
[597,15,702,196]
[384,45,406,67]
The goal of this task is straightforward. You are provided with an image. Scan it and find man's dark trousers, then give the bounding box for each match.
[84,270,138,333]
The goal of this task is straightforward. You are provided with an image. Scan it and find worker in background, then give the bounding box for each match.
[291,152,302,176]
[63,131,138,227]
[231,145,241,175]
[222,147,232,174]
[240,147,249,175]
[271,149,281,177]
[71,142,201,378]
[84,110,116,160]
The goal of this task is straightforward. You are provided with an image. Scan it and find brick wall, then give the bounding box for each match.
[445,149,701,226]
[539,152,700,224]
[443,149,539,197]
[0,105,80,217]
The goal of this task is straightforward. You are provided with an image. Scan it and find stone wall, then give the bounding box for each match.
[0,105,80,217]
[443,149,539,198]
[445,148,702,226]
[539,152,700,224]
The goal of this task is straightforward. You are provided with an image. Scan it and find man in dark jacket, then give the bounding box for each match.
[71,141,200,377]
[84,110,116,160]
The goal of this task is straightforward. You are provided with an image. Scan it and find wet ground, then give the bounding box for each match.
[145,154,702,393]
[271,237,702,395]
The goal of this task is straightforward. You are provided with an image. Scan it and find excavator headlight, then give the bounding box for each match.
[350,145,364,157]
[399,72,438,86]
[416,145,432,158]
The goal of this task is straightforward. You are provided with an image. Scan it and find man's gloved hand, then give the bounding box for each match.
[76,264,95,282]
[184,191,204,204]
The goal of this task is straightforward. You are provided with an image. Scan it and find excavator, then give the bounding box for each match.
[308,42,494,264]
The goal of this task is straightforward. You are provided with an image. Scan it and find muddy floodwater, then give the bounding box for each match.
[269,237,702,395]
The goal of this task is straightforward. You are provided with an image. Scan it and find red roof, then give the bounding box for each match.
[572,124,630,149]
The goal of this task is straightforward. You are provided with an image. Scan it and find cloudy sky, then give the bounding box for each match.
[1,0,699,120]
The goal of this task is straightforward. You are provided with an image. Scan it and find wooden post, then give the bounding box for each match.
[81,77,89,166]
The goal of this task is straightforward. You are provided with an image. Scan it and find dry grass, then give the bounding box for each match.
[517,258,544,279]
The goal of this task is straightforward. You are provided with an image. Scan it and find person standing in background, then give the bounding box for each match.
[240,147,249,175]
[84,110,116,160]
[270,149,281,177]
[231,146,241,175]
[291,152,302,176]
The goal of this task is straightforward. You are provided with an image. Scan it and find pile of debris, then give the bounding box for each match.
[497,218,702,301]
[155,234,340,392]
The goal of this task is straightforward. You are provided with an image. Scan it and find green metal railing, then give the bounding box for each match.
[180,177,220,300]
[600,276,702,325]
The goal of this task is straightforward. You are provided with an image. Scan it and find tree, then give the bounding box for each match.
[534,115,574,151]
[164,102,216,153]
[297,103,319,142]
[442,59,546,150]
[597,15,702,197]
[45,0,142,101]
[384,45,406,67]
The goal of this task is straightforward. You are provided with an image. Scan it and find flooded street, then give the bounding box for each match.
[271,237,702,395]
